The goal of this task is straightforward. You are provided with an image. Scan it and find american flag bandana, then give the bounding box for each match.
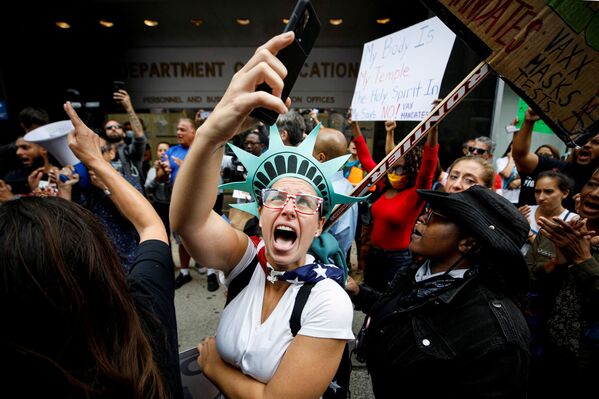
[251,236,344,286]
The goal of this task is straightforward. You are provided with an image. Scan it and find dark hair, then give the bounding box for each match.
[254,124,269,147]
[19,106,49,129]
[501,141,513,158]
[403,145,423,188]
[276,110,306,146]
[536,170,574,194]
[534,144,560,159]
[0,197,167,398]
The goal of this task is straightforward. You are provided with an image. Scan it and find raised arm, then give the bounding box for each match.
[425,99,440,149]
[170,32,293,273]
[64,102,167,244]
[384,120,396,155]
[115,89,145,140]
[415,124,439,189]
[512,108,540,174]
[115,89,147,163]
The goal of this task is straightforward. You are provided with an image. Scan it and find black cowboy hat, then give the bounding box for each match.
[417,185,529,292]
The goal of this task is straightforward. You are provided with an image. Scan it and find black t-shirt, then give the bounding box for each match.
[128,240,182,399]
[517,173,536,207]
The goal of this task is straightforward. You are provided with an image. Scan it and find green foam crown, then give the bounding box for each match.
[219,123,367,219]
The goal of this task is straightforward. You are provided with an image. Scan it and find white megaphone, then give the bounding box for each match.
[24,120,79,166]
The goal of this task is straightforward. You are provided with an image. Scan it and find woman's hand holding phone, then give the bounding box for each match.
[199,32,294,145]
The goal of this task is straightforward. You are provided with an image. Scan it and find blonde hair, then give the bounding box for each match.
[447,156,495,188]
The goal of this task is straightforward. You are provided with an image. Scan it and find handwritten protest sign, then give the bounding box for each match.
[420,0,599,146]
[516,98,554,134]
[350,17,456,121]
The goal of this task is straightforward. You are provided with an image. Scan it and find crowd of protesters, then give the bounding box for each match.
[0,30,597,399]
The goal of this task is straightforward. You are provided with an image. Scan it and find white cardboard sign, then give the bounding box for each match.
[350,17,456,121]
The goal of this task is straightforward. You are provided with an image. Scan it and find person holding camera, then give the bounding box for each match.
[170,31,361,399]
[99,88,147,192]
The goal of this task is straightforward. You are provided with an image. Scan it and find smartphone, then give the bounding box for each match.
[505,124,520,134]
[249,0,320,125]
[113,80,126,93]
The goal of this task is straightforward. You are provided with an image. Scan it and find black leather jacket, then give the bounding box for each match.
[353,269,531,398]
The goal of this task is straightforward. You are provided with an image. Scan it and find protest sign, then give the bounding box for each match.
[420,0,599,146]
[350,17,456,121]
[516,98,554,134]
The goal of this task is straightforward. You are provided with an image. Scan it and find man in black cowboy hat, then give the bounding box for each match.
[346,185,531,398]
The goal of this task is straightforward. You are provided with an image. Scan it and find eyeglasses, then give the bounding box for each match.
[389,165,406,175]
[467,146,488,155]
[423,208,448,225]
[261,188,323,215]
[244,141,261,146]
[105,124,122,130]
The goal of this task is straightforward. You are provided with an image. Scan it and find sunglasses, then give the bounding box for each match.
[261,188,323,215]
[423,208,448,225]
[244,140,261,146]
[105,124,122,130]
[467,146,488,155]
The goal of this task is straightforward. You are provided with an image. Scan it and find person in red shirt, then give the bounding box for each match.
[349,114,439,292]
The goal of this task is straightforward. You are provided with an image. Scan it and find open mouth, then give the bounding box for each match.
[273,225,297,251]
[578,150,591,162]
[582,200,599,214]
[411,226,423,239]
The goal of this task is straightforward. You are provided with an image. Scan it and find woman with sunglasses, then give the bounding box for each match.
[170,32,364,399]
[349,113,438,292]
[346,185,531,397]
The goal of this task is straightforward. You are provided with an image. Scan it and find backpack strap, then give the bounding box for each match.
[289,282,316,336]
[224,255,259,307]
[289,281,351,399]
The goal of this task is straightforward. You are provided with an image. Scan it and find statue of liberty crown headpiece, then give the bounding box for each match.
[220,123,367,219]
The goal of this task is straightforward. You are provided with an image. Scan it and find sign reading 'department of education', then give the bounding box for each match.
[118,47,361,109]
[350,16,456,122]
[421,0,599,146]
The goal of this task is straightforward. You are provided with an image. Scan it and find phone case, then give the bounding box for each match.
[249,0,320,125]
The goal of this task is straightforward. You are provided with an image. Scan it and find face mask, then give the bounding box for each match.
[387,172,408,189]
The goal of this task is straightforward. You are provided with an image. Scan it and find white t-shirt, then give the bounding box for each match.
[216,238,354,384]
[526,205,579,234]
[495,156,520,204]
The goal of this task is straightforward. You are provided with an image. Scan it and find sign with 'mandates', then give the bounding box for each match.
[421,0,599,146]
[350,16,456,122]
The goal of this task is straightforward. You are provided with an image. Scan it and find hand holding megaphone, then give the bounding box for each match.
[64,102,105,167]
